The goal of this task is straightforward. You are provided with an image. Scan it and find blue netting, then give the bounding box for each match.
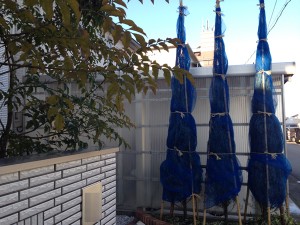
[247,0,292,209]
[160,5,202,203]
[204,5,242,209]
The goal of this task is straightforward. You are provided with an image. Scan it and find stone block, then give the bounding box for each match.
[105,157,116,165]
[62,165,86,178]
[0,172,19,185]
[87,161,105,170]
[62,196,81,211]
[101,164,116,173]
[101,153,115,160]
[104,193,116,204]
[0,214,18,225]
[103,181,116,191]
[0,180,28,195]
[44,205,61,220]
[100,211,115,225]
[105,169,116,178]
[20,166,54,179]
[102,175,116,186]
[55,189,81,206]
[0,200,28,218]
[56,160,81,171]
[62,180,86,194]
[102,187,116,199]
[55,174,81,188]
[61,211,81,225]
[82,156,101,165]
[82,168,100,179]
[19,200,54,220]
[86,174,105,185]
[0,192,18,207]
[44,217,54,225]
[29,188,61,206]
[31,215,37,225]
[102,198,116,212]
[30,171,61,187]
[54,205,80,223]
[20,182,54,200]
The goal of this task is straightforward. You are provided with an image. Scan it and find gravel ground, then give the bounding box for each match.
[116,215,135,225]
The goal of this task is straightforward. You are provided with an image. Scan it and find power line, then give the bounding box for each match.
[268,0,292,35]
[268,0,278,26]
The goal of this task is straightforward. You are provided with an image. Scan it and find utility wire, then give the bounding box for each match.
[268,0,292,34]
[245,0,292,64]
[268,0,278,26]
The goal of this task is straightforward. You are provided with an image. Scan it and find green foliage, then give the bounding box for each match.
[0,0,193,158]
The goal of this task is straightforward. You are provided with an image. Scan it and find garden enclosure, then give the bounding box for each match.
[116,62,295,215]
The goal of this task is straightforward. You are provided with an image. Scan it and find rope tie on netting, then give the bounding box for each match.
[177,43,186,47]
[208,152,237,160]
[214,73,226,80]
[215,0,224,10]
[171,111,190,118]
[257,38,268,42]
[209,152,221,160]
[257,69,271,75]
[257,3,265,8]
[251,152,283,160]
[168,147,186,157]
[211,112,228,117]
[214,34,224,39]
[255,111,273,116]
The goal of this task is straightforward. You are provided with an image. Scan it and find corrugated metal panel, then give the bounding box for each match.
[116,72,285,214]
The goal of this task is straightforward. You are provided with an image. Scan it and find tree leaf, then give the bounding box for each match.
[46,95,59,105]
[114,0,127,8]
[129,26,147,36]
[122,31,131,49]
[67,0,80,23]
[112,24,123,44]
[57,0,70,28]
[54,114,64,131]
[40,0,54,20]
[24,0,37,7]
[133,33,146,47]
[159,42,169,52]
[162,68,171,86]
[47,107,58,119]
[121,19,136,27]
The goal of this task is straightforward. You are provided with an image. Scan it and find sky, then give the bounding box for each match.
[124,0,300,117]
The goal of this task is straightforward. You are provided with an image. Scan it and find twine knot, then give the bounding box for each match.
[258,69,271,75]
[211,112,227,117]
[209,152,221,160]
[257,111,273,116]
[175,147,183,157]
[264,152,278,159]
[214,73,226,80]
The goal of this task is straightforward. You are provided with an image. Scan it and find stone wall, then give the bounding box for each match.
[0,148,118,225]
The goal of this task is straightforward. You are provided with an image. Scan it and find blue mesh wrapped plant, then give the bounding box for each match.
[160,4,202,207]
[204,2,243,210]
[247,0,292,210]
